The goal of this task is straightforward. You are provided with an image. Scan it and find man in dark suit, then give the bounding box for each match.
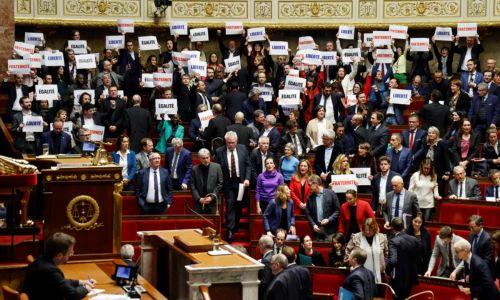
[468,83,499,141]
[135,152,173,214]
[371,156,399,211]
[10,96,43,154]
[165,138,192,191]
[215,131,251,241]
[221,81,247,122]
[429,71,451,100]
[118,40,142,99]
[281,246,313,300]
[401,114,427,153]
[386,217,420,300]
[466,215,494,275]
[217,29,246,61]
[192,80,212,109]
[190,148,223,214]
[280,119,310,158]
[386,133,413,185]
[305,175,340,241]
[260,114,281,154]
[204,103,231,152]
[41,118,72,154]
[383,175,419,230]
[312,82,343,122]
[313,129,344,184]
[485,170,500,199]
[453,239,498,299]
[419,90,451,136]
[100,85,127,138]
[226,112,255,149]
[250,136,274,185]
[126,95,151,153]
[2,72,32,121]
[453,36,484,73]
[265,254,290,300]
[448,166,482,200]
[432,37,454,78]
[341,248,376,300]
[258,235,275,300]
[368,111,390,158]
[344,113,369,154]
[22,232,94,300]
[460,59,483,97]
[483,128,500,170]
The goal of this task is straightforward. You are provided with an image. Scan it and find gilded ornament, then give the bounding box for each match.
[311,3,320,16]
[468,0,486,17]
[205,3,214,16]
[279,1,352,18]
[45,175,52,182]
[62,195,103,231]
[80,174,87,180]
[417,2,426,15]
[114,173,121,180]
[172,1,247,18]
[56,174,78,181]
[255,1,272,18]
[97,0,109,14]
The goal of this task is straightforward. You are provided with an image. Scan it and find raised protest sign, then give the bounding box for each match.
[170,21,188,35]
[351,168,371,186]
[321,51,337,66]
[410,38,430,52]
[247,27,266,42]
[50,121,73,134]
[457,23,477,37]
[389,25,408,40]
[269,41,289,56]
[105,35,125,49]
[434,27,453,41]
[22,116,44,133]
[181,50,200,61]
[117,19,134,33]
[278,90,301,106]
[390,89,412,105]
[153,72,173,88]
[302,50,322,66]
[298,36,316,50]
[172,52,190,66]
[255,86,273,102]
[372,31,392,47]
[346,95,357,107]
[198,109,214,130]
[8,59,30,75]
[75,54,96,69]
[330,174,357,193]
[338,26,355,40]
[68,40,87,54]
[138,36,159,51]
[88,125,105,142]
[141,73,154,88]
[342,48,361,63]
[44,52,65,67]
[155,99,178,115]
[25,32,44,46]
[225,22,244,35]
[29,53,42,69]
[375,48,394,64]
[14,41,35,57]
[364,33,373,45]
[35,85,58,101]
[284,76,306,91]
[188,60,207,77]
[190,27,209,42]
[224,55,241,73]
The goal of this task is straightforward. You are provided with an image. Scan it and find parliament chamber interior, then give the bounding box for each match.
[0,0,499,299]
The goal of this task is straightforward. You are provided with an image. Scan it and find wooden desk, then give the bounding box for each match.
[140,229,263,300]
[60,261,166,300]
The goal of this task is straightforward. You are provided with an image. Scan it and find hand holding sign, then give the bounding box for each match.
[138,36,159,51]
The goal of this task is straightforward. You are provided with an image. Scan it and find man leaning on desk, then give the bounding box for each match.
[22,232,96,300]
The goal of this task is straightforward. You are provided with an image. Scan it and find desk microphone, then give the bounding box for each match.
[183,198,220,239]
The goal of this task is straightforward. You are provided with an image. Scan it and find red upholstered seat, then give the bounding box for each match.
[122,195,141,215]
[438,203,478,225]
[121,220,139,242]
[411,281,468,300]
[311,272,346,295]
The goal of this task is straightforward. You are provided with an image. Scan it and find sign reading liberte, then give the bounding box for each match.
[22,116,44,133]
[170,21,188,35]
[247,27,266,42]
[390,89,412,105]
[338,26,355,40]
[269,41,289,56]
[25,32,44,46]
[190,28,209,42]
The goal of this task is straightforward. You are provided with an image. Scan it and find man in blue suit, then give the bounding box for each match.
[401,114,427,153]
[341,248,376,300]
[136,152,173,214]
[260,115,281,154]
[165,138,192,190]
[386,133,413,185]
[468,83,499,142]
[460,59,483,98]
[41,118,72,155]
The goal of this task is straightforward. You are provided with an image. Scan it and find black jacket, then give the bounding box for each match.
[467,254,499,299]
[313,143,344,176]
[305,189,340,235]
[386,232,420,291]
[341,266,376,300]
[419,102,451,137]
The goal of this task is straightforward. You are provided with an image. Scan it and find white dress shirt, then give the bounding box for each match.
[379,173,388,202]
[118,150,129,179]
[146,167,164,203]
[226,148,240,177]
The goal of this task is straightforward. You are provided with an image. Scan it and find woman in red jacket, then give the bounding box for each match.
[338,189,375,241]
[289,159,313,215]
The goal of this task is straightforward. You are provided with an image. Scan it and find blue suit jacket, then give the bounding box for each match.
[262,127,281,153]
[401,129,427,153]
[468,94,499,127]
[135,167,173,207]
[165,147,192,185]
[460,71,483,96]
[41,131,72,155]
[111,151,137,182]
[386,147,413,181]
[263,199,295,234]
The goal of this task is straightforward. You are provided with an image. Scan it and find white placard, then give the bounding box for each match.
[485,197,497,202]
[188,60,207,77]
[281,105,299,116]
[153,72,173,88]
[50,121,73,134]
[375,48,394,64]
[351,168,371,186]
[389,25,408,40]
[330,174,357,193]
[457,23,477,37]
[410,38,430,52]
[24,32,44,46]
[321,51,337,66]
[172,52,190,67]
[288,69,299,77]
[35,85,58,101]
[101,89,124,98]
[170,21,188,35]
[75,54,96,69]
[256,86,273,102]
[68,40,87,54]
[105,35,125,49]
[44,52,65,67]
[298,36,316,50]
[14,41,35,57]
[346,95,357,107]
[73,89,95,105]
[141,73,154,88]
[302,49,322,66]
[390,89,412,105]
[278,90,301,106]
[372,31,392,47]
[117,19,134,33]
[198,109,214,130]
[181,50,200,61]
[237,183,245,201]
[364,33,373,45]
[269,41,289,56]
[155,99,178,115]
[284,76,306,91]
[225,21,244,35]
[224,56,241,73]
[342,48,361,62]
[29,53,42,69]
[190,28,209,42]
[338,26,355,40]
[138,36,159,51]
[22,116,44,133]
[247,27,266,42]
[88,125,105,142]
[8,59,30,75]
[434,27,453,42]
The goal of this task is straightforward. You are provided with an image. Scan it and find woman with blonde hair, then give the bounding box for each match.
[263,184,296,236]
[409,158,442,221]
[326,154,355,205]
[289,159,313,215]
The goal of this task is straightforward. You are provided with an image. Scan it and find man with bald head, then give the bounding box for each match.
[383,175,419,230]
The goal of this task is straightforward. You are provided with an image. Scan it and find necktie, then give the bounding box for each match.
[230,150,237,178]
[459,182,463,198]
[469,73,473,83]
[153,171,159,203]
[464,261,470,279]
[202,94,210,109]
[409,131,415,149]
[472,235,479,253]
[447,243,454,269]
[171,153,179,178]
[496,186,498,199]
[394,193,401,217]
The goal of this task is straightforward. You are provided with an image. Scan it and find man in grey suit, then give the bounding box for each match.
[448,165,482,200]
[190,148,223,214]
[92,60,123,88]
[383,175,419,230]
[424,226,466,278]
[135,138,153,170]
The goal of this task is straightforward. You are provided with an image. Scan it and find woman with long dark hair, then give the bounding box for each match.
[405,213,432,275]
[452,118,479,175]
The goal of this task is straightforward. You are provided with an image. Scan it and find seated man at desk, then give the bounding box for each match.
[448,165,482,200]
[22,232,95,300]
[41,118,73,155]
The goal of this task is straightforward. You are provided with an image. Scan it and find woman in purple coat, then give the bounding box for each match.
[256,157,284,214]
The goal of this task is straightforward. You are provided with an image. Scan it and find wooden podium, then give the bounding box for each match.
[41,159,122,260]
[140,229,263,300]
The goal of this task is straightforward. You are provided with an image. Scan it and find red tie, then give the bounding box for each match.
[409,132,415,149]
